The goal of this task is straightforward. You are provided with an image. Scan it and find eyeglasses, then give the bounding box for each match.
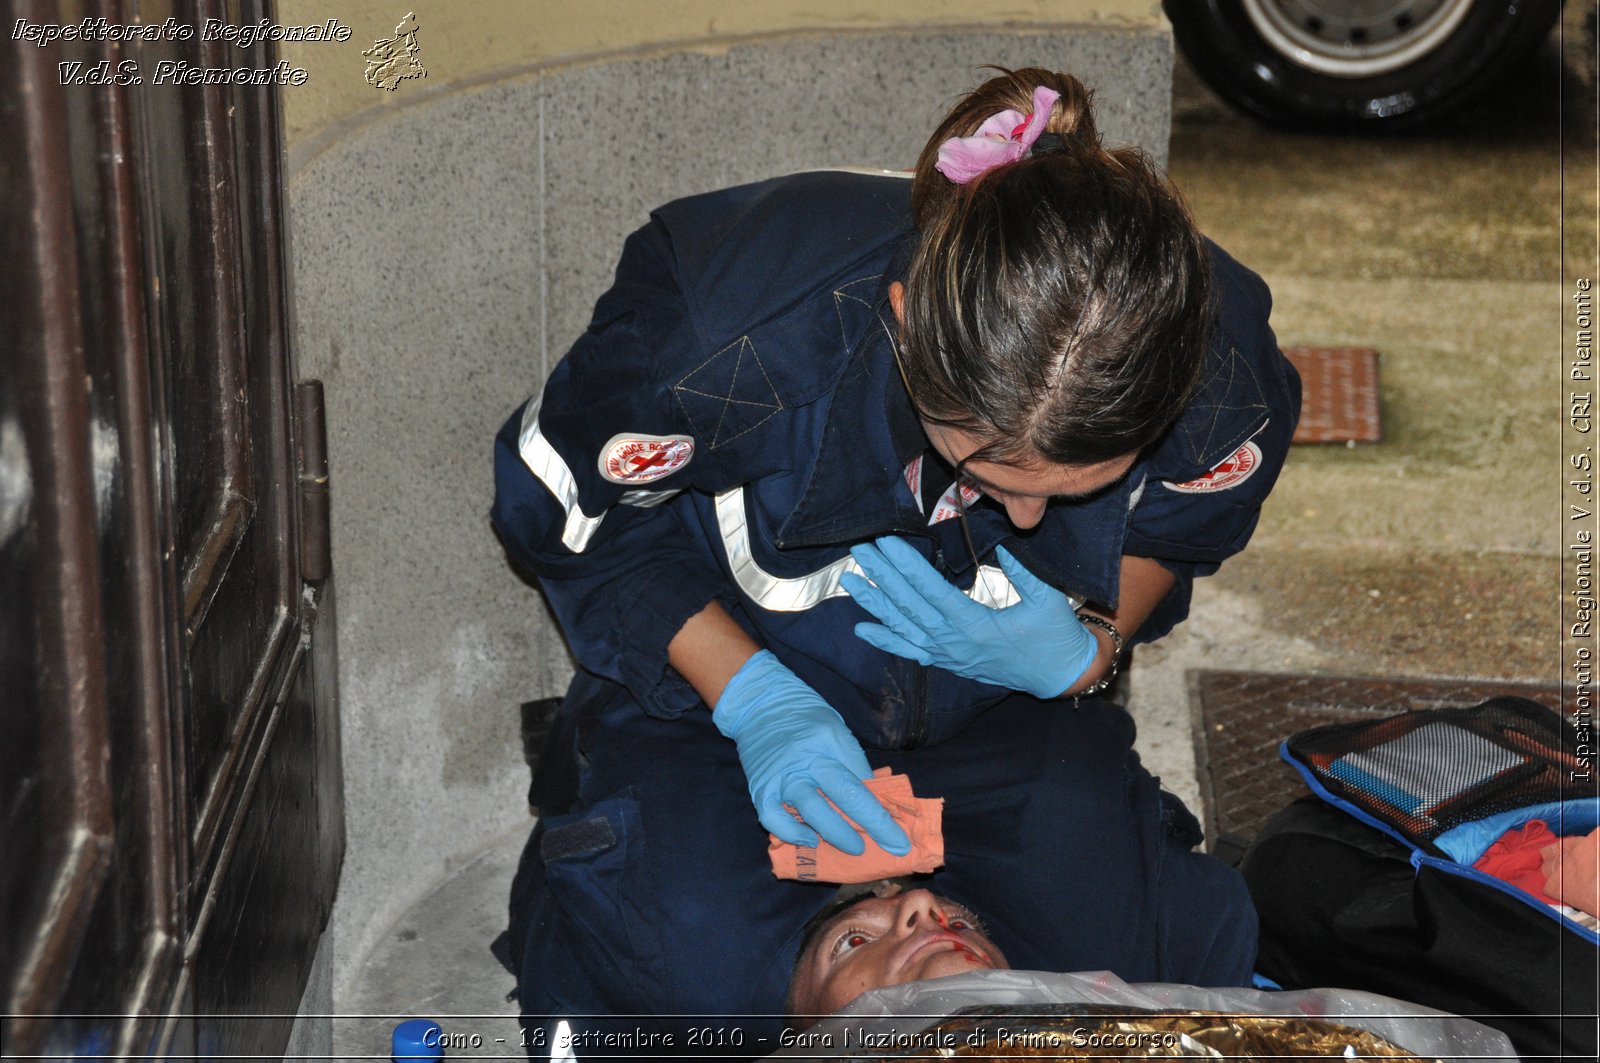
[883,320,985,572]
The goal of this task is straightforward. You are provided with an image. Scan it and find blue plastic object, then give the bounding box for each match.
[392,1019,443,1061]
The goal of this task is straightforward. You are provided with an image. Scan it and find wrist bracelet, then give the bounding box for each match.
[1073,613,1123,702]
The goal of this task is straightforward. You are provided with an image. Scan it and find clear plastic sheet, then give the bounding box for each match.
[764,969,1517,1061]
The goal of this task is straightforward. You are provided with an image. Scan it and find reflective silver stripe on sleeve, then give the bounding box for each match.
[517,395,607,553]
[715,487,861,611]
[714,486,1040,614]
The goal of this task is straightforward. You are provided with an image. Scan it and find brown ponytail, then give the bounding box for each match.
[898,67,1213,468]
[910,67,1100,228]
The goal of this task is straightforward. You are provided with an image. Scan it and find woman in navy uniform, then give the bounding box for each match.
[492,68,1300,1052]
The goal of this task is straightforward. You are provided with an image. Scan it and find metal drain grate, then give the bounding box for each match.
[1192,671,1569,853]
[1284,346,1381,444]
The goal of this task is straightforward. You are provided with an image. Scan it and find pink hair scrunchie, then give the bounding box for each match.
[935,85,1062,184]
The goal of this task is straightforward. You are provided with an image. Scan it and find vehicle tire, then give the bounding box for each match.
[1164,0,1563,131]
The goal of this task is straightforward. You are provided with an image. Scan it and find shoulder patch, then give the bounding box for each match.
[1164,440,1261,494]
[599,433,694,484]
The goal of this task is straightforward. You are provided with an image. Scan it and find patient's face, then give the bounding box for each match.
[789,887,1008,1019]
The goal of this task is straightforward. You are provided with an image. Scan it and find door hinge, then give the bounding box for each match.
[294,380,331,583]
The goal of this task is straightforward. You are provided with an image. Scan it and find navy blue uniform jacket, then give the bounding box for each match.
[492,170,1300,750]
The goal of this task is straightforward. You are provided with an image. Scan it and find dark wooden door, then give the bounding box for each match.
[0,0,343,1056]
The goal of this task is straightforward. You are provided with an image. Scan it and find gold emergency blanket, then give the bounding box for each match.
[822,1004,1438,1059]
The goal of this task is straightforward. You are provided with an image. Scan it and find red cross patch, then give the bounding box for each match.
[1165,441,1261,494]
[599,434,694,484]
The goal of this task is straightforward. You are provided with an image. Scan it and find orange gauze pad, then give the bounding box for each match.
[767,767,944,883]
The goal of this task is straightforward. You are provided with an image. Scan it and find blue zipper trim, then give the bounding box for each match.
[1410,852,1600,946]
[1279,741,1600,945]
[1433,798,1600,864]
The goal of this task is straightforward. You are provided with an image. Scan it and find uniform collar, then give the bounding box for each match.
[777,315,928,549]
[996,487,1131,609]
[776,307,1131,609]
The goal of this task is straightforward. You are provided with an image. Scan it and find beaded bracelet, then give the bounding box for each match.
[1073,613,1124,702]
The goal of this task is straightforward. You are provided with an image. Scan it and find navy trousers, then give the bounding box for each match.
[505,670,1257,1058]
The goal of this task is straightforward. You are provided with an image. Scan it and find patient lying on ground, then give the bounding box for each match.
[785,884,1007,1023]
[781,883,1509,1061]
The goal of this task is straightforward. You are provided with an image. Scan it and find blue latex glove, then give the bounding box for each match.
[713,650,911,856]
[843,537,1100,698]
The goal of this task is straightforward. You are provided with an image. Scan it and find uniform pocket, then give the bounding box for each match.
[533,789,671,1012]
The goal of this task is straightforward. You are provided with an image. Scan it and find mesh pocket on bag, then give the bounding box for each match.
[1285,697,1593,853]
